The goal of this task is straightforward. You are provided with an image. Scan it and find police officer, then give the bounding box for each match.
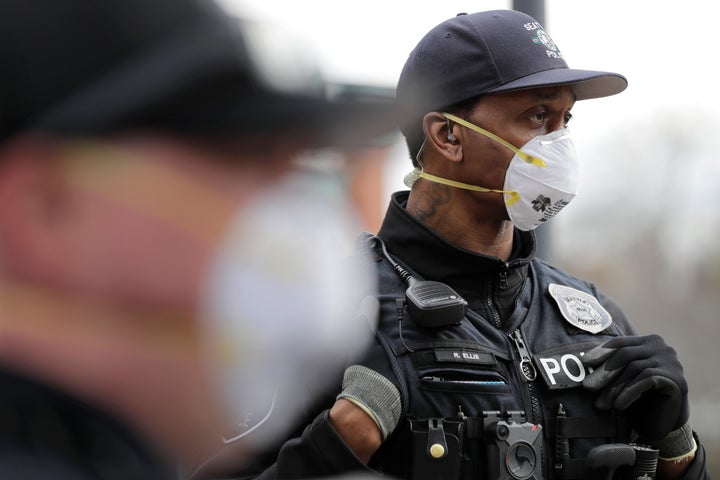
[229,10,708,480]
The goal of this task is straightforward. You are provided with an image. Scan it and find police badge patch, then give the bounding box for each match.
[548,283,612,334]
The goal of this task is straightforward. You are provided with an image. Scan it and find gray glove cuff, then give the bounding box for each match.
[336,365,402,441]
[646,423,696,460]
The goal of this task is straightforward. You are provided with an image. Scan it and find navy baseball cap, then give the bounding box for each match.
[397,10,627,134]
[0,0,403,146]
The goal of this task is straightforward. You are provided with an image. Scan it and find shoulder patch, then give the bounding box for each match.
[548,283,612,334]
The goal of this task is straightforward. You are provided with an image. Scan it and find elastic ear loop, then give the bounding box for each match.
[442,113,547,168]
[418,171,520,206]
[404,162,520,206]
[405,114,546,206]
[404,118,521,205]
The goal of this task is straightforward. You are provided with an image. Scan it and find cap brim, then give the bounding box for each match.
[270,89,404,147]
[146,84,404,147]
[31,17,403,147]
[487,68,628,100]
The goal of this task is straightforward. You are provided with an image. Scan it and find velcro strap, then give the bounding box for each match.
[548,415,630,439]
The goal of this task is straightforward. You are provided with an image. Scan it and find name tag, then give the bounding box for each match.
[434,348,495,365]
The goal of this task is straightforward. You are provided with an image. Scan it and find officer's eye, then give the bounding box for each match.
[564,111,573,126]
[529,111,546,124]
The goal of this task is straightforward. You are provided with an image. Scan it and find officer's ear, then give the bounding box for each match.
[422,112,462,163]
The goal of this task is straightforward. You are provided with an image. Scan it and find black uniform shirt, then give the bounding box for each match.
[378,190,535,327]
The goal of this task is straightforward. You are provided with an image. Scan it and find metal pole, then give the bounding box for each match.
[513,0,552,260]
[512,0,545,25]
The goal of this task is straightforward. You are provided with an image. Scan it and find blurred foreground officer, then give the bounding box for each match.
[233,10,709,480]
[0,0,402,478]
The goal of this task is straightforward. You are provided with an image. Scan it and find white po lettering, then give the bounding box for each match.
[539,358,561,385]
[539,353,589,386]
[560,354,585,382]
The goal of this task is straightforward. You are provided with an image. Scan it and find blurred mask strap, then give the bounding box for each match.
[59,140,236,246]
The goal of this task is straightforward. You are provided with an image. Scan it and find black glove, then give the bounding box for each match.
[582,334,689,440]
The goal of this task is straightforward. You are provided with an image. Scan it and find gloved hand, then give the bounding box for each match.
[336,365,402,441]
[582,334,689,441]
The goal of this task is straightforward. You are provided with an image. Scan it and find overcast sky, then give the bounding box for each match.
[218,0,719,109]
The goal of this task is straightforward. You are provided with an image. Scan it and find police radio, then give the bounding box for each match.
[404,276,468,327]
[370,235,467,328]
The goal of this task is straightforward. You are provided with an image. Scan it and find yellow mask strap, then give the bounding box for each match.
[442,113,547,168]
[418,171,520,206]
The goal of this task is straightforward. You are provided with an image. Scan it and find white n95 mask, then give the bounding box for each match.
[199,165,376,450]
[405,113,579,231]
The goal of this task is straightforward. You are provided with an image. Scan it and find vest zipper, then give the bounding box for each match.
[510,329,547,478]
[487,264,509,328]
[498,270,509,289]
[486,295,502,328]
[510,329,542,424]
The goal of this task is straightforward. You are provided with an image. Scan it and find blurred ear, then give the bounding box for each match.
[0,135,73,280]
[422,112,463,164]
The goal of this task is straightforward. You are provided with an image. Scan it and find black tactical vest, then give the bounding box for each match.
[365,238,634,480]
